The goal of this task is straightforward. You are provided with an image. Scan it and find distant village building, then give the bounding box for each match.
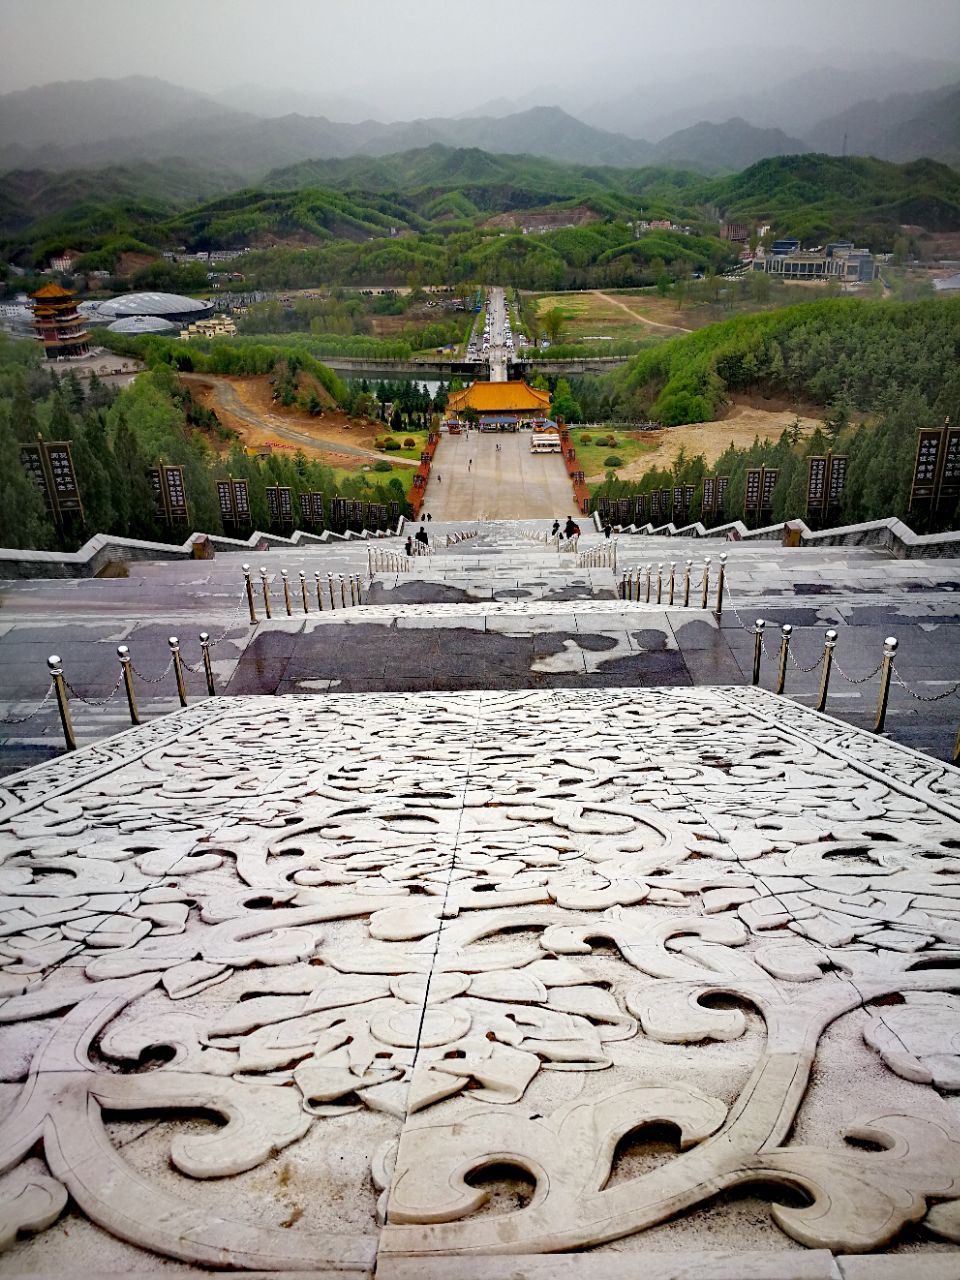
[720,222,751,243]
[180,316,238,340]
[754,240,879,282]
[31,283,90,360]
[47,250,81,274]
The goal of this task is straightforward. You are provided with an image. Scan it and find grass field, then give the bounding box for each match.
[532,291,685,343]
[572,428,656,477]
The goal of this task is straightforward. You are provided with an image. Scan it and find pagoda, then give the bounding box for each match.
[31,282,90,360]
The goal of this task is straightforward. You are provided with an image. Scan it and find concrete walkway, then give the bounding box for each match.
[424,432,575,521]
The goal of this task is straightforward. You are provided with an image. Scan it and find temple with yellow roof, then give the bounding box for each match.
[446,380,551,430]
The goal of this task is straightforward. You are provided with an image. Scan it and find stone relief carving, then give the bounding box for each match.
[1,688,960,1269]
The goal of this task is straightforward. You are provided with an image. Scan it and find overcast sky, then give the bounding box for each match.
[2,0,959,119]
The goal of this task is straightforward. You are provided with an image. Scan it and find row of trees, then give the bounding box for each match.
[592,391,959,534]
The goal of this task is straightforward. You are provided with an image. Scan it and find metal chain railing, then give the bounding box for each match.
[131,656,174,685]
[832,656,884,685]
[0,684,54,725]
[891,667,960,703]
[65,671,124,707]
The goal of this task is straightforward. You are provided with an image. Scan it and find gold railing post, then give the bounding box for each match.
[683,559,692,608]
[281,570,293,617]
[117,645,140,724]
[355,574,363,605]
[873,636,898,734]
[752,619,764,686]
[668,561,676,606]
[315,571,324,610]
[339,575,348,608]
[259,567,272,619]
[47,655,76,752]
[328,574,337,609]
[645,565,652,603]
[715,552,727,616]
[199,632,216,696]
[169,636,188,707]
[816,629,837,712]
[701,558,711,610]
[656,564,663,605]
[620,572,627,600]
[775,623,792,695]
[300,571,309,613]
[242,563,257,624]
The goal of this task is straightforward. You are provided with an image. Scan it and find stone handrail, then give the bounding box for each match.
[0,521,406,581]
[591,511,960,560]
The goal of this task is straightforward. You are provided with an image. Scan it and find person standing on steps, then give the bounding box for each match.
[551,519,560,537]
[405,536,413,556]
[416,526,429,547]
[563,516,576,539]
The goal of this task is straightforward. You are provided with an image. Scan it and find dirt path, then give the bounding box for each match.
[592,290,693,335]
[182,374,416,467]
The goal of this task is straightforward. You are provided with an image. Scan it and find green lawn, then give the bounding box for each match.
[571,429,655,478]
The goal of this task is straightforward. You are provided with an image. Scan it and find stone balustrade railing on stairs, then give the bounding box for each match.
[0,521,406,581]
[591,511,960,561]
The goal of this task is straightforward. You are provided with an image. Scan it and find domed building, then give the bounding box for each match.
[81,292,214,326]
[105,314,179,336]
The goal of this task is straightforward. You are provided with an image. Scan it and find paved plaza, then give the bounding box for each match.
[424,434,575,521]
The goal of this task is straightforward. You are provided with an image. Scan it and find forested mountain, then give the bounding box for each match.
[614,297,960,425]
[3,148,959,276]
[809,85,960,166]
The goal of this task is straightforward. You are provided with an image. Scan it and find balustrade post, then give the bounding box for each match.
[199,632,216,696]
[873,636,898,734]
[117,645,140,724]
[752,619,764,686]
[168,636,188,707]
[715,553,727,616]
[47,655,76,752]
[775,623,792,695]
[242,563,257,624]
[816,629,838,712]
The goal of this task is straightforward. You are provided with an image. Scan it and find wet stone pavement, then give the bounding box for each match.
[1,521,959,773]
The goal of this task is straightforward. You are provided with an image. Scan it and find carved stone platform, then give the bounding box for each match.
[1,688,960,1276]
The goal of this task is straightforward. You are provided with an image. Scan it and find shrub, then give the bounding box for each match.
[604,455,624,468]
[606,436,619,447]
[403,437,416,448]
[382,437,401,451]
[373,459,393,472]
[580,433,593,444]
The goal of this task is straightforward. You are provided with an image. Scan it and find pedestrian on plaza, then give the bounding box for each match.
[551,519,560,537]
[563,516,576,539]
[468,458,472,471]
[416,526,429,546]
[603,523,612,539]
[426,513,432,522]
[405,536,413,556]
[437,474,441,484]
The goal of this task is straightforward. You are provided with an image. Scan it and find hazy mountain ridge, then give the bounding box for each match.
[2,74,958,180]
